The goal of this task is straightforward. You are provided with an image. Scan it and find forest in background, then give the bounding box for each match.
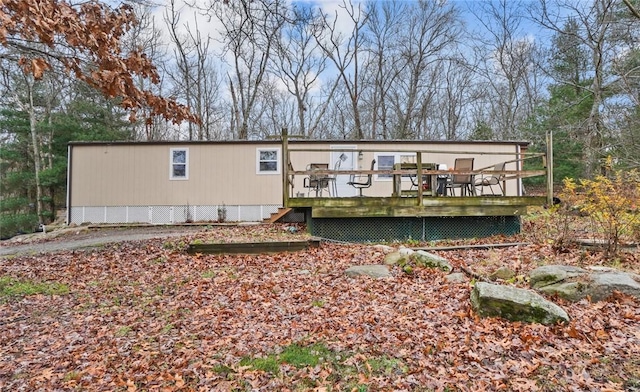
[1,0,640,235]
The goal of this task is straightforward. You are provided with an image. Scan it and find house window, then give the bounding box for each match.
[170,148,189,180]
[257,148,280,174]
[376,155,395,179]
[375,153,415,180]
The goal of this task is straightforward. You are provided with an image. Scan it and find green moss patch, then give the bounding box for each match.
[0,276,69,301]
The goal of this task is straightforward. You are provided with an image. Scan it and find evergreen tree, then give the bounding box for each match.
[525,17,592,184]
[0,80,131,238]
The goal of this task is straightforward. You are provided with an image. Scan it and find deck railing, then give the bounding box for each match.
[280,130,553,207]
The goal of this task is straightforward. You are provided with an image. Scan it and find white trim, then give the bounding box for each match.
[170,148,189,180]
[256,147,281,175]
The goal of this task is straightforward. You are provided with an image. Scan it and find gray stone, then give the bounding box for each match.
[384,251,407,266]
[588,271,640,301]
[586,266,618,273]
[345,265,392,278]
[398,247,415,256]
[445,273,467,283]
[529,265,640,302]
[411,250,452,272]
[538,281,590,302]
[529,265,588,289]
[490,267,516,281]
[471,282,570,325]
[372,244,395,254]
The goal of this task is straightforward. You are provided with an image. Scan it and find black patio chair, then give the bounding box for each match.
[347,159,376,197]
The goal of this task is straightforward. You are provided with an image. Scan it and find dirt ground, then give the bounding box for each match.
[0,225,210,257]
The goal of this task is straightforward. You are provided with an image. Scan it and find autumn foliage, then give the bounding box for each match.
[0,0,196,123]
[562,168,640,255]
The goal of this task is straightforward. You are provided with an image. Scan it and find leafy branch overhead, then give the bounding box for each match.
[0,0,197,124]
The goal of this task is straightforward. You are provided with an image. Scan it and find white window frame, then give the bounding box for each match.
[170,148,189,180]
[256,148,281,175]
[375,152,416,181]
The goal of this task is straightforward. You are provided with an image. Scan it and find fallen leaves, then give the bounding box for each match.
[0,225,638,390]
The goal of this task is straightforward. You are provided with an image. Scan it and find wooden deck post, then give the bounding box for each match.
[282,127,289,208]
[417,151,423,205]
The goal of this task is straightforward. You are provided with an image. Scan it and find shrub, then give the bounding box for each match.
[561,167,640,256]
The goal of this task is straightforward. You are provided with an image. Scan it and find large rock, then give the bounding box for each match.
[471,282,569,325]
[529,265,588,289]
[529,265,640,302]
[371,244,396,254]
[589,271,640,301]
[490,266,516,281]
[445,272,467,283]
[537,281,589,302]
[384,251,408,266]
[345,265,392,278]
[410,250,452,272]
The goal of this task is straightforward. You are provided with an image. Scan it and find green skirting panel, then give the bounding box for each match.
[309,216,521,242]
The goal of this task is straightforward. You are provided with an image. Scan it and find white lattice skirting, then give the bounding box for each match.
[68,205,283,225]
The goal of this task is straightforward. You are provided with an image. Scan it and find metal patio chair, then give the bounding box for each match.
[347,159,376,197]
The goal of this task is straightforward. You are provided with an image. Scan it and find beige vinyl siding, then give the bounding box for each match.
[70,140,526,210]
[71,143,283,206]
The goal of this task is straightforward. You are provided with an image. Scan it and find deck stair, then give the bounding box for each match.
[263,207,293,223]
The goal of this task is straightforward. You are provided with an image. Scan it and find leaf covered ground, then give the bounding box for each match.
[1,224,639,391]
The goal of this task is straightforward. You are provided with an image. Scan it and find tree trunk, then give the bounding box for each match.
[26,79,44,225]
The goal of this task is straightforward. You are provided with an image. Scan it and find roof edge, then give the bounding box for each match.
[69,139,530,146]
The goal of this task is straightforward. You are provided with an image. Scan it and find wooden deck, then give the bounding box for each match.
[287,195,548,218]
[282,132,553,225]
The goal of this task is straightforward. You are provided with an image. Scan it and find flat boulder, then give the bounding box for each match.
[529,265,588,289]
[588,271,640,301]
[490,266,516,281]
[372,244,396,254]
[471,282,569,325]
[445,272,467,283]
[411,250,452,272]
[384,251,408,266]
[345,265,392,278]
[529,265,640,302]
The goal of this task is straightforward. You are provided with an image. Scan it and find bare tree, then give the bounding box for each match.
[360,0,406,140]
[270,5,335,138]
[123,3,175,141]
[623,0,640,19]
[165,0,224,141]
[432,59,475,140]
[388,0,461,140]
[469,0,543,140]
[313,0,369,139]
[208,0,287,139]
[0,53,67,224]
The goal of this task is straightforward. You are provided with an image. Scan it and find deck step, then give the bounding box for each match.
[263,207,293,223]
